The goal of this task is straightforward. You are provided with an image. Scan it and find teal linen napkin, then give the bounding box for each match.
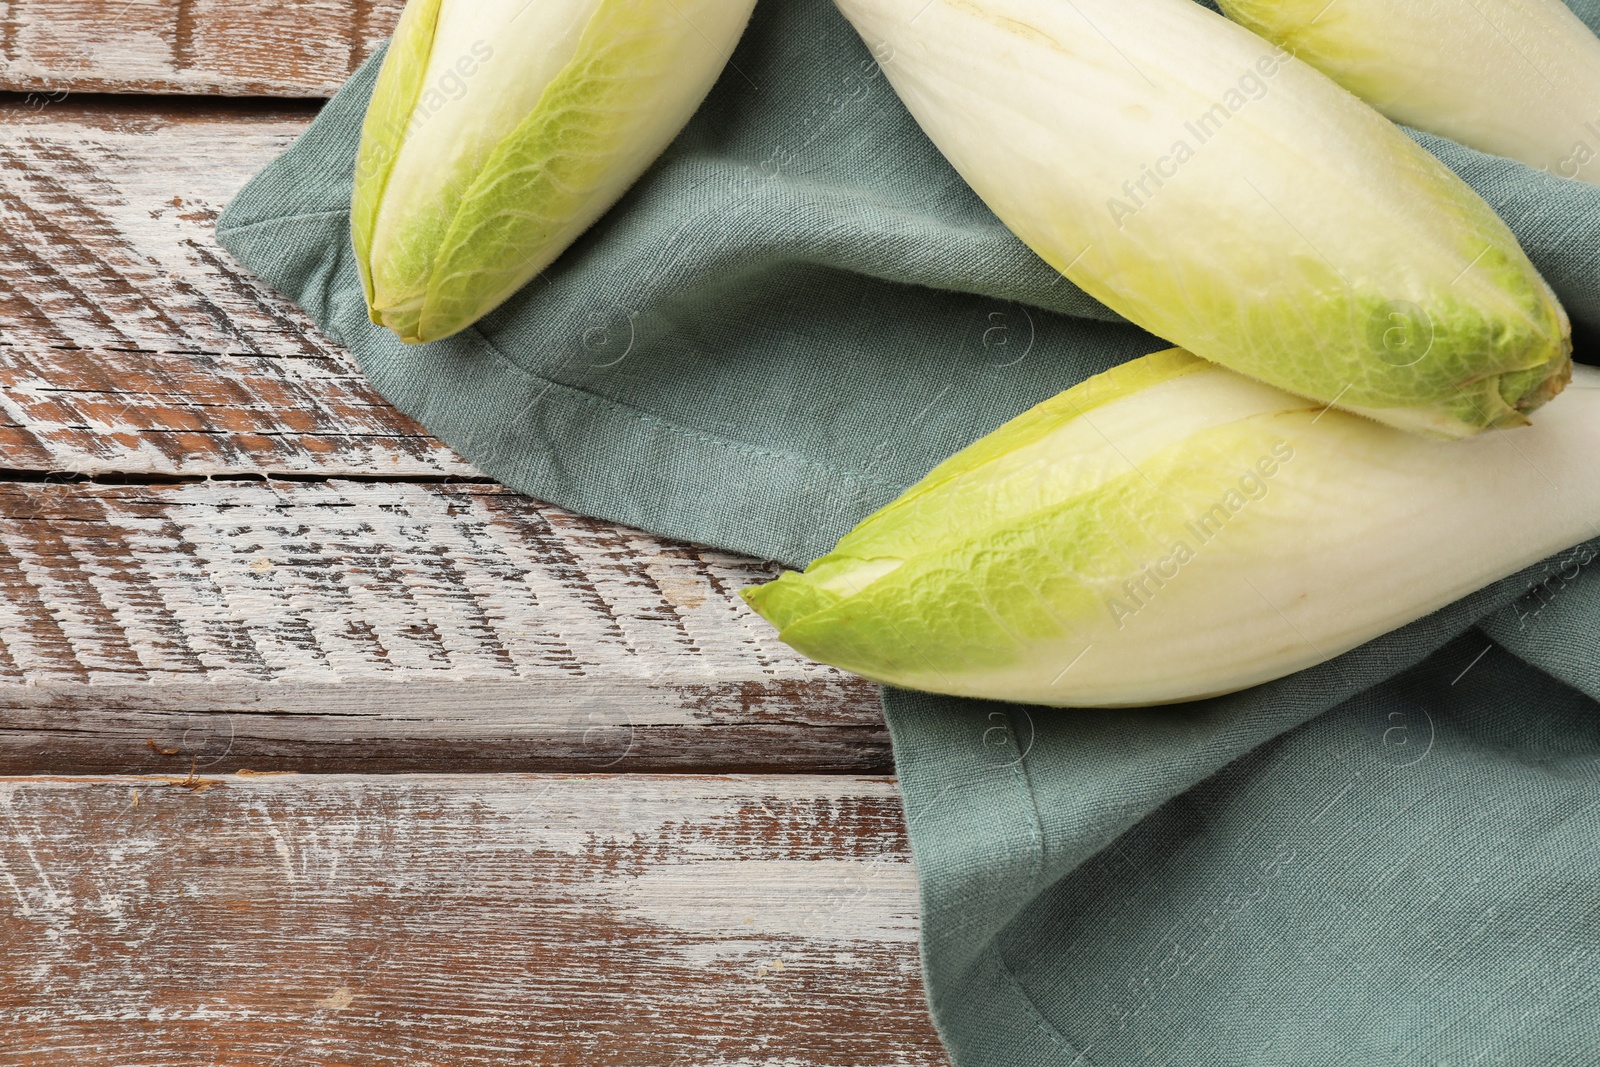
[218,1,1600,1061]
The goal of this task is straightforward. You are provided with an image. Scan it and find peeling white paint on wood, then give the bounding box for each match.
[0,17,931,1063]
[0,773,946,1066]
[0,104,886,772]
[0,103,477,478]
[0,479,825,683]
[0,480,883,772]
[0,106,319,354]
[0,0,405,97]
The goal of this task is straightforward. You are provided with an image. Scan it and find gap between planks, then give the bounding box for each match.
[0,101,890,774]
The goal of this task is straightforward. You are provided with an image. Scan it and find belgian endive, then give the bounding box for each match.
[1218,0,1600,184]
[353,0,756,343]
[742,350,1600,707]
[834,0,1571,437]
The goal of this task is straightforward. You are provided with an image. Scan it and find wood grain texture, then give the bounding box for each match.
[0,28,933,1063]
[0,480,885,774]
[0,772,947,1066]
[0,100,889,773]
[0,100,479,479]
[0,0,405,96]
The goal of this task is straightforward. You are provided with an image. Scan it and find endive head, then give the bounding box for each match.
[831,0,1572,437]
[742,349,1600,707]
[352,0,755,343]
[1215,0,1600,185]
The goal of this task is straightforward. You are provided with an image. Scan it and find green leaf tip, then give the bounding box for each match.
[353,0,756,344]
[833,0,1573,436]
[741,350,1600,707]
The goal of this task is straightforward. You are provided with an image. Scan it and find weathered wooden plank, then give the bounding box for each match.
[0,100,485,479]
[0,101,886,771]
[0,101,324,360]
[0,343,474,479]
[0,0,404,97]
[0,772,946,1066]
[0,480,885,773]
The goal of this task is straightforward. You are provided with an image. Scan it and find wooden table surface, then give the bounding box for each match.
[0,3,948,1062]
